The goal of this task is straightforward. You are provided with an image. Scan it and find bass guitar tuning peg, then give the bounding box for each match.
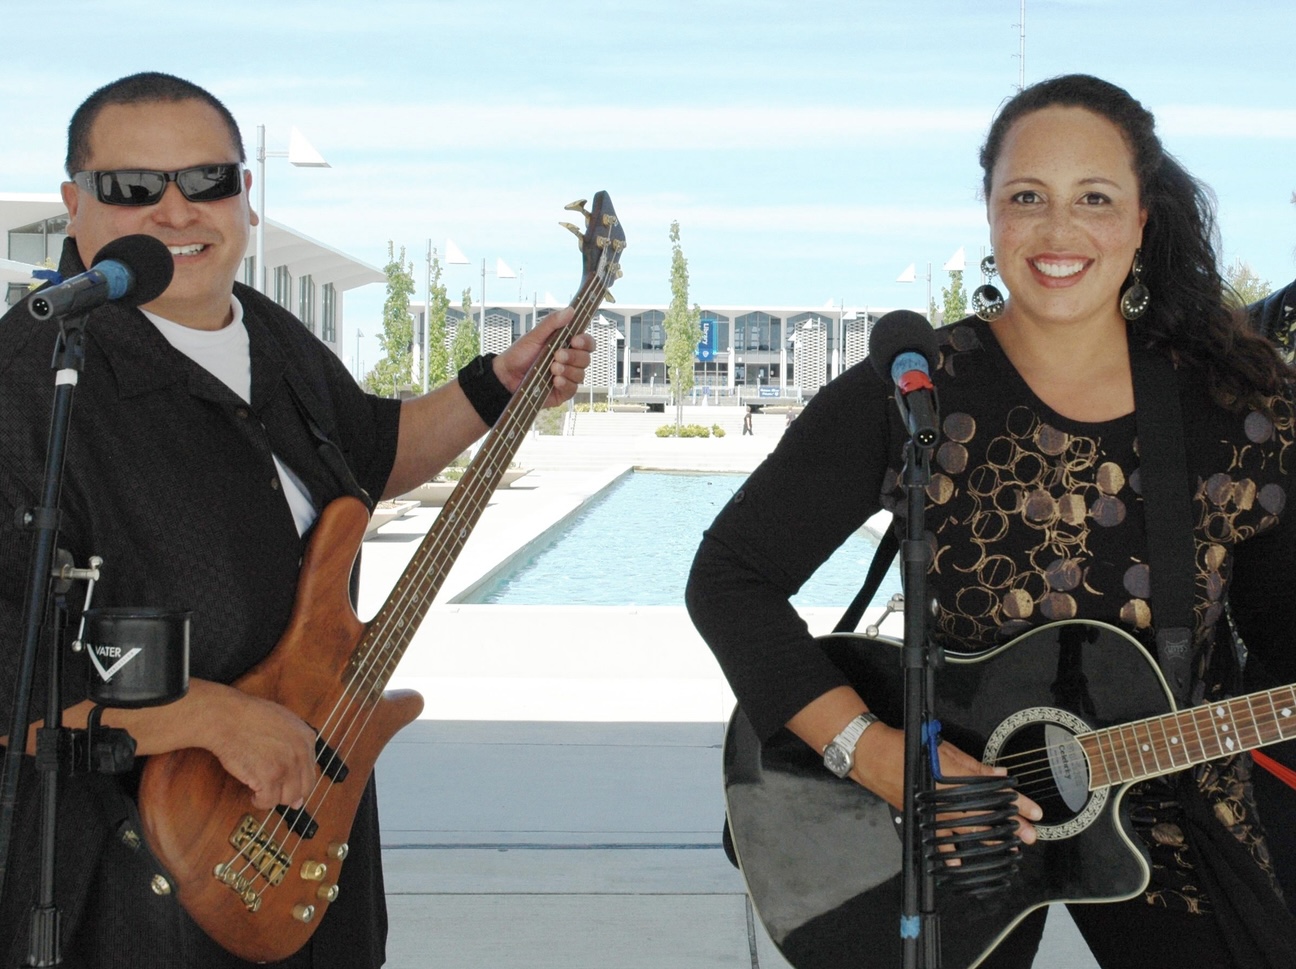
[565,199,594,226]
[559,222,584,247]
[603,291,617,303]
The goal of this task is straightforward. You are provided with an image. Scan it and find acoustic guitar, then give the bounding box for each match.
[137,194,625,962]
[723,620,1296,969]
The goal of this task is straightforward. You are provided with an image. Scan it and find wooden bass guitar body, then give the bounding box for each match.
[138,496,422,963]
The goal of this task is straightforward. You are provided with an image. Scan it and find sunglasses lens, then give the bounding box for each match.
[98,171,167,205]
[177,164,242,202]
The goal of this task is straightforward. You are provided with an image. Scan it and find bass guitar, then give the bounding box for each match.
[723,620,1296,969]
[137,194,625,962]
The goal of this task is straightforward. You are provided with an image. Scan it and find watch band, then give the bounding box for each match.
[823,712,880,777]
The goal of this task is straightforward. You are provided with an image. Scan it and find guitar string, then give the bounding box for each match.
[222,276,611,897]
[226,273,611,894]
[221,244,619,898]
[971,687,1296,803]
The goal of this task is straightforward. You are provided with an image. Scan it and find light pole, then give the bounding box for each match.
[254,125,329,294]
[479,257,516,352]
[899,249,965,325]
[897,262,932,322]
[355,329,364,381]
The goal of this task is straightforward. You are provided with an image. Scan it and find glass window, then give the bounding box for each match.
[321,284,336,342]
[298,275,316,332]
[630,310,665,350]
[735,312,780,352]
[273,266,292,310]
[7,216,69,266]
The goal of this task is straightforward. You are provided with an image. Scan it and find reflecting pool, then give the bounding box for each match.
[466,471,903,607]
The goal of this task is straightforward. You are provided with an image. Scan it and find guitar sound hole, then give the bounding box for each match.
[984,706,1107,841]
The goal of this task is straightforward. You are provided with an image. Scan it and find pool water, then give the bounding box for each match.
[467,471,903,607]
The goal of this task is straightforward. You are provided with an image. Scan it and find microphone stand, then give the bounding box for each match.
[896,432,942,969]
[0,310,95,967]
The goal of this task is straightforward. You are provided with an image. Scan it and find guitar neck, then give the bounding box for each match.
[1079,682,1296,789]
[343,193,625,697]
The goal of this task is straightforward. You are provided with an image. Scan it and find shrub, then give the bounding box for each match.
[535,407,565,435]
[656,423,715,438]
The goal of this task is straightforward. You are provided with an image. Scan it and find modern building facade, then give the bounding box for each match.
[2,193,382,359]
[411,299,911,402]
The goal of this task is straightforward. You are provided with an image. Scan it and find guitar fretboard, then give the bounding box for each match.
[337,194,624,702]
[1078,683,1296,788]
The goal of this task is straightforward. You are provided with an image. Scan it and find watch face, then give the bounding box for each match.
[824,744,851,777]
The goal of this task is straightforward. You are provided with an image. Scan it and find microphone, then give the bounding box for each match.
[869,309,940,447]
[27,234,174,321]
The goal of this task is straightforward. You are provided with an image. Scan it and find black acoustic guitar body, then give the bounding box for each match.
[723,621,1180,969]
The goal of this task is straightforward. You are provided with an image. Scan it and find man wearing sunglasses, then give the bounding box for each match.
[0,72,593,968]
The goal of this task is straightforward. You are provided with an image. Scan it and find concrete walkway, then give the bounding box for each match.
[364,423,1101,968]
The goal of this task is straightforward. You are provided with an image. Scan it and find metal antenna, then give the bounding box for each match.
[1013,0,1026,91]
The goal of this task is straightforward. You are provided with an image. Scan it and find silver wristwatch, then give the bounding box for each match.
[822,712,880,778]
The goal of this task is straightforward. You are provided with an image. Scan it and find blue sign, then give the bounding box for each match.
[696,317,716,362]
[758,386,780,398]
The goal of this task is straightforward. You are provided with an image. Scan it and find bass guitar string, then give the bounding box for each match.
[224,244,619,899]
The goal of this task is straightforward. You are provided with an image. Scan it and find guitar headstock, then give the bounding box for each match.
[559,191,626,305]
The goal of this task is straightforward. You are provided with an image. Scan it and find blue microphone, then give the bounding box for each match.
[27,235,173,321]
[868,310,940,448]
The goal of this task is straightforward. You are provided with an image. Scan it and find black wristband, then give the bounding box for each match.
[457,353,513,426]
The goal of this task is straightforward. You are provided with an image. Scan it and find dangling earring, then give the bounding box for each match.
[971,254,1005,322]
[1119,250,1151,322]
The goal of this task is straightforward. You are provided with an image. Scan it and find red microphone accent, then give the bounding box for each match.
[896,370,934,394]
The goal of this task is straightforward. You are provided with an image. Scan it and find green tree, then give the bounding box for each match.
[425,253,451,387]
[662,221,702,429]
[368,241,417,398]
[451,286,480,372]
[1223,260,1271,308]
[942,269,967,325]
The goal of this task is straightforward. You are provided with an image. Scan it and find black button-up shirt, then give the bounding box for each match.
[0,240,402,967]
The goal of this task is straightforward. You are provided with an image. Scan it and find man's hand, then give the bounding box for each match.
[493,307,595,409]
[201,687,320,811]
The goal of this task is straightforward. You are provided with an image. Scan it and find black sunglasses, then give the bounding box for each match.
[72,164,244,206]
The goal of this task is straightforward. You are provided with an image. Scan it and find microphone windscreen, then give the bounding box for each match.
[868,309,939,384]
[92,235,174,306]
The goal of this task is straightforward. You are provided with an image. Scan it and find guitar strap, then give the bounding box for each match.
[833,528,899,634]
[1127,343,1198,706]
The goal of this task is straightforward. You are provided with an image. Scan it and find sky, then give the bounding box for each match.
[2,0,1294,372]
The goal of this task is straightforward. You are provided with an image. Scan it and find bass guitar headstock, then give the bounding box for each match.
[559,192,626,306]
